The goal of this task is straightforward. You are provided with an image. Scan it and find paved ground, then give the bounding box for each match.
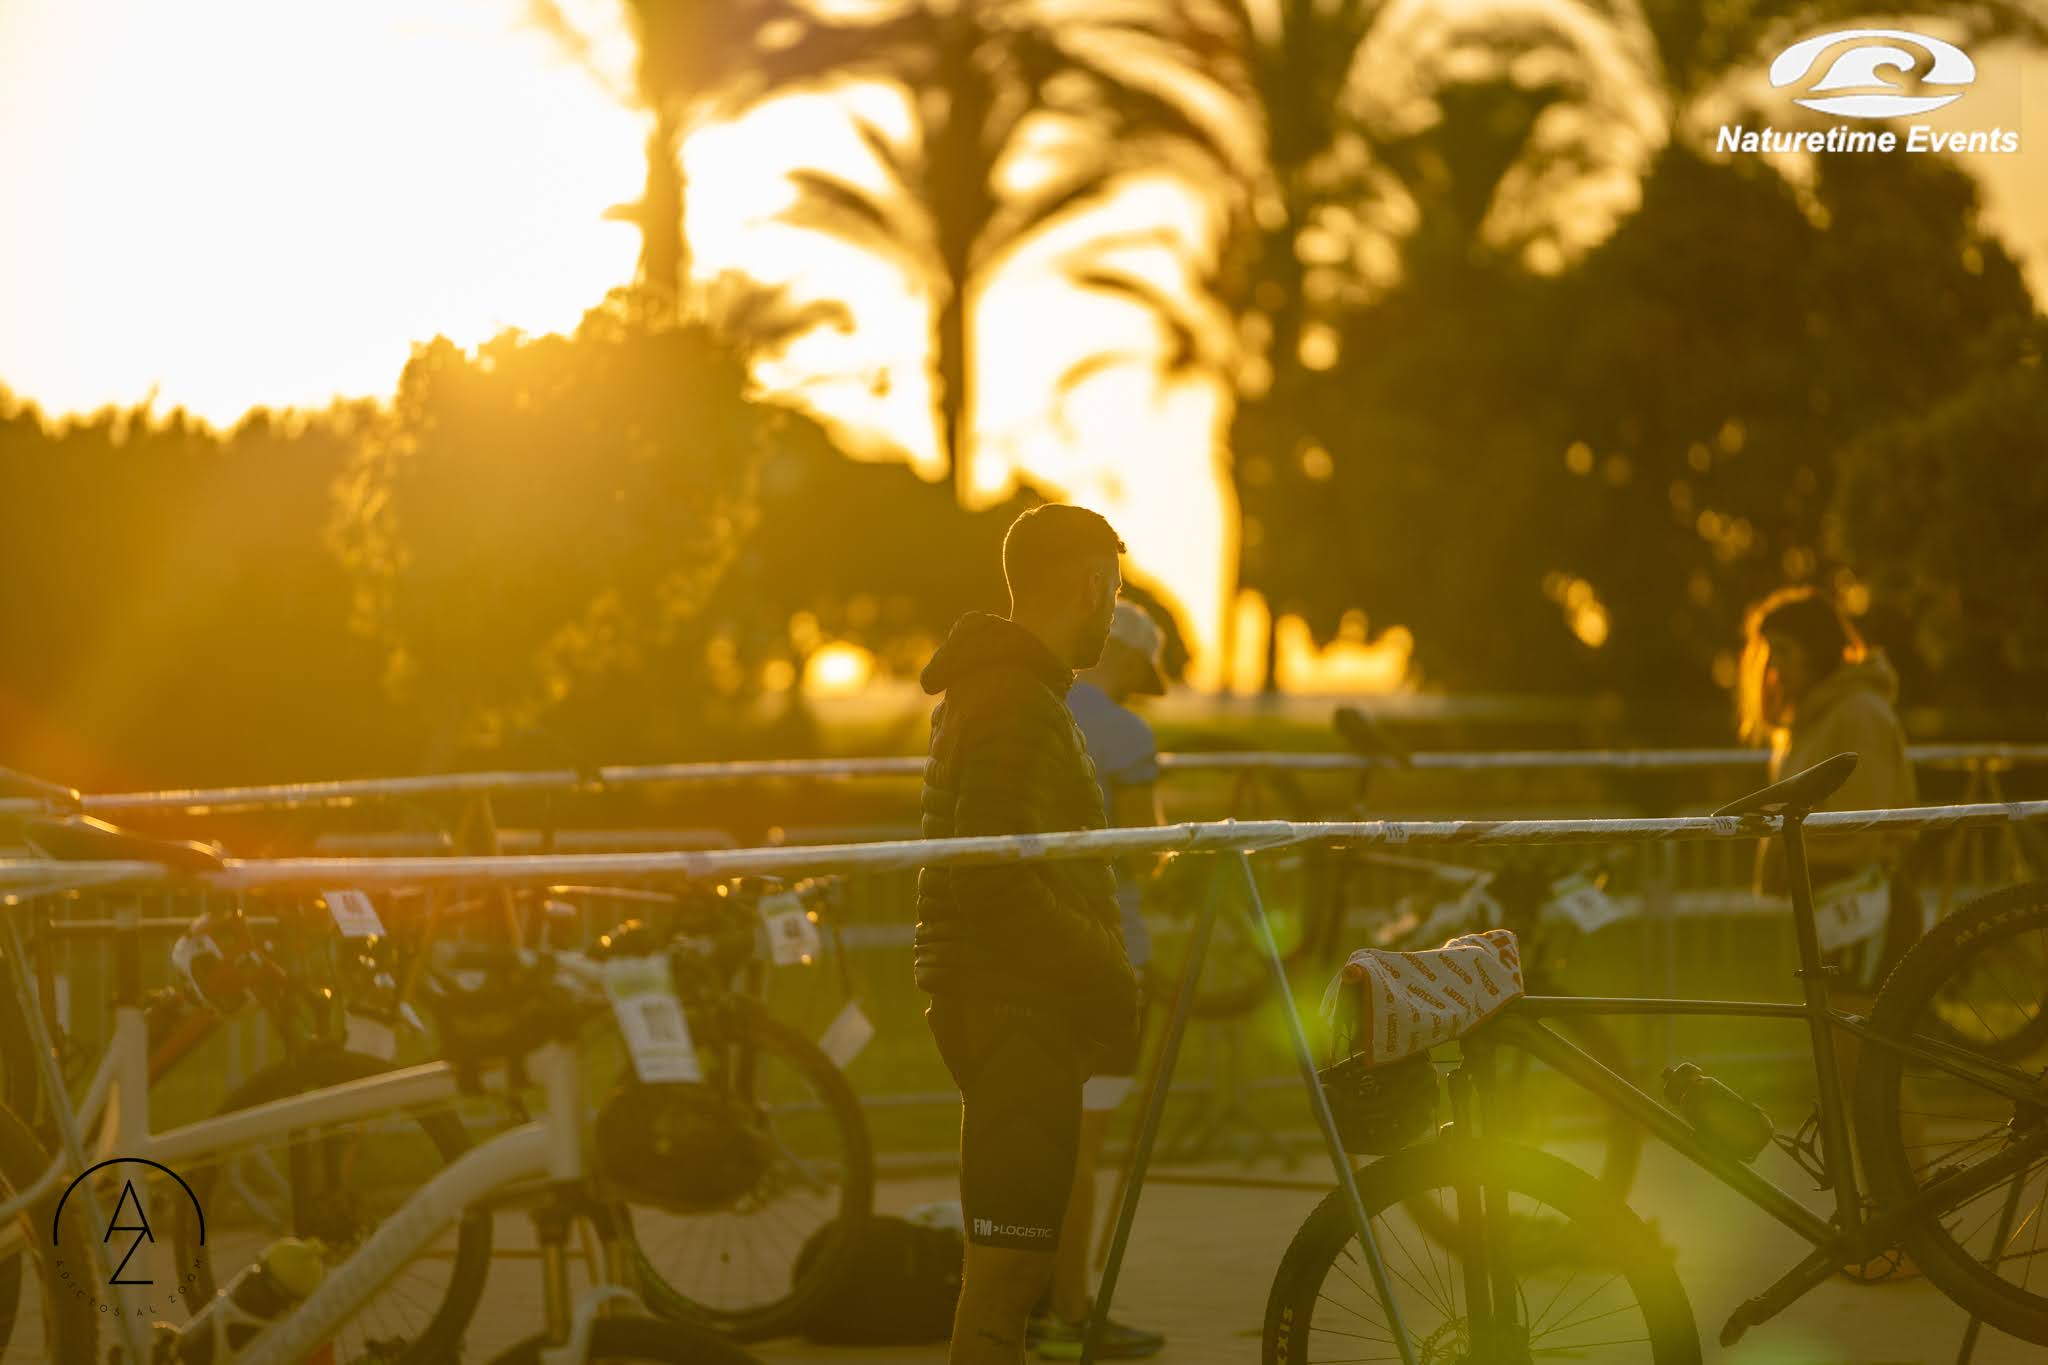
[475,1139,2038,1364]
[11,1139,2038,1362]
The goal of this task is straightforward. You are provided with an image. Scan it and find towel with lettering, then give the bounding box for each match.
[1321,929,1525,1068]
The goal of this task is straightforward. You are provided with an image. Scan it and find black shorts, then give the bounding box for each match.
[927,997,1087,1252]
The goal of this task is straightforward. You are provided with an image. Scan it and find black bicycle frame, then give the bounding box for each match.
[1459,811,2048,1342]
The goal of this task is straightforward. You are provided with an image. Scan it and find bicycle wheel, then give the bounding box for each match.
[627,1006,874,1341]
[1855,881,2048,1343]
[1402,1018,1644,1248]
[0,1100,98,1364]
[168,1046,492,1365]
[1143,758,1319,1020]
[1264,1138,1697,1365]
[0,957,37,1121]
[486,1314,760,1364]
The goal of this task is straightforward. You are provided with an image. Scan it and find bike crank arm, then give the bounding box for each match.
[1723,1125,2048,1346]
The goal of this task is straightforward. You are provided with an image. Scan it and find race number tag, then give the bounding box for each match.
[323,890,386,939]
[601,957,702,1084]
[818,1000,875,1069]
[346,1013,398,1061]
[758,890,822,967]
[1813,866,1890,955]
[1546,874,1627,935]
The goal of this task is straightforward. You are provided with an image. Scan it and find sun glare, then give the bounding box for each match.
[0,0,1252,684]
[0,0,644,424]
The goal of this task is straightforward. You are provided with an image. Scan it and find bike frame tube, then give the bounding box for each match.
[0,1053,468,1250]
[1490,1011,1838,1245]
[1496,1001,2048,1264]
[218,1039,583,1365]
[1778,816,1867,1238]
[236,1120,553,1365]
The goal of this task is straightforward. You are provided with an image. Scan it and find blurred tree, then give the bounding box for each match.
[1261,145,2036,731]
[329,290,819,755]
[0,396,395,787]
[738,0,1254,504]
[1836,326,2048,706]
[1220,0,1665,687]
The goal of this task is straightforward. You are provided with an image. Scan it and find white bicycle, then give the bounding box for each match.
[0,815,759,1365]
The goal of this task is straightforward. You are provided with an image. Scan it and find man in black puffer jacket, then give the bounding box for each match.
[916,504,1141,1364]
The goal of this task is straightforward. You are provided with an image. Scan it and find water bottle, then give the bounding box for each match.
[1662,1062,1774,1163]
[172,1237,325,1364]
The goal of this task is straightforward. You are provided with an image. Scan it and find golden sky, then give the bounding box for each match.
[1,1,2041,694]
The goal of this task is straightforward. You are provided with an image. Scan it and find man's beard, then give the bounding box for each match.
[1071,617,1111,669]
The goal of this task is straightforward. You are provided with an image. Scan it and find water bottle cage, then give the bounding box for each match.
[1773,1100,1833,1190]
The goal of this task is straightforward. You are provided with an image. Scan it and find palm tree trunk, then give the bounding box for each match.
[937,277,971,504]
[640,112,687,312]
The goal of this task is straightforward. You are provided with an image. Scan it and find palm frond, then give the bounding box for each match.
[778,169,935,280]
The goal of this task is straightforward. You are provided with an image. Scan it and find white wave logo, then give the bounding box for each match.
[1769,28,1975,118]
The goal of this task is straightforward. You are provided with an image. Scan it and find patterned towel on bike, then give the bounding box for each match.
[1810,864,1891,955]
[1320,929,1524,1068]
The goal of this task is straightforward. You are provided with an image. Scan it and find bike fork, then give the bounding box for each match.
[1450,1051,1532,1363]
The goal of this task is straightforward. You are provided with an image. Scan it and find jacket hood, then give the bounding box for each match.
[920,612,1074,696]
[1798,650,1900,720]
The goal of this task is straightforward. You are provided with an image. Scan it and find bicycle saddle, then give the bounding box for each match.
[1711,752,1859,820]
[22,814,225,871]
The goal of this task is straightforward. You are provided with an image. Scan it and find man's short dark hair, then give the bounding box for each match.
[1003,504,1126,600]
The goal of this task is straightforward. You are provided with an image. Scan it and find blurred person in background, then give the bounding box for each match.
[1034,602,1172,1358]
[1738,585,1920,984]
[915,504,1142,1365]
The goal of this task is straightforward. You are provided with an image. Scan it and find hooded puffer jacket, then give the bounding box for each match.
[912,612,1137,1047]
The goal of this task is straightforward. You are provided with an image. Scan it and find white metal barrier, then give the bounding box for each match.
[7,799,2046,894]
[5,743,2046,818]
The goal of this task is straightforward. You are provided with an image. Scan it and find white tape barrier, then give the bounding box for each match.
[5,743,2047,819]
[4,800,2046,898]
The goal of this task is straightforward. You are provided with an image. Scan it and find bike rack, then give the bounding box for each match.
[1082,850,1418,1365]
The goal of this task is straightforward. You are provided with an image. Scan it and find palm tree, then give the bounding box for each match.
[532,1,805,311]
[744,0,1255,505]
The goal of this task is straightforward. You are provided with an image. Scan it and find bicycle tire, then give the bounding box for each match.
[1264,1137,1698,1365]
[627,1005,874,1342]
[0,1098,98,1364]
[1855,880,2048,1343]
[168,1046,492,1364]
[0,950,41,1121]
[1401,1016,1644,1247]
[484,1314,761,1364]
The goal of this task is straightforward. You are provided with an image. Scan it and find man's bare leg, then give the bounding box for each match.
[954,1242,1058,1365]
[1051,1108,1114,1322]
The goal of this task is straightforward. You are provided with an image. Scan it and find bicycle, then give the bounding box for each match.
[0,815,759,1365]
[0,825,495,1365]
[1147,708,1644,1217]
[528,879,875,1342]
[1263,752,2048,1363]
[161,874,871,1348]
